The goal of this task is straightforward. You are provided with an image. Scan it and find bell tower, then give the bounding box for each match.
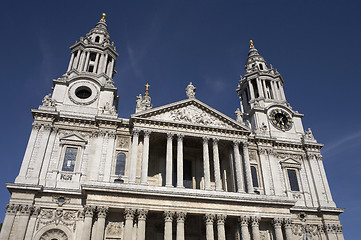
[51,13,119,117]
[236,41,305,141]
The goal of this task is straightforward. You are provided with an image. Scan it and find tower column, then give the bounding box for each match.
[176,212,186,240]
[24,207,40,240]
[242,141,253,193]
[204,214,215,240]
[0,204,19,240]
[250,216,261,240]
[81,206,95,240]
[248,80,255,99]
[280,83,286,100]
[164,211,174,240]
[129,129,140,184]
[239,216,250,240]
[212,138,222,191]
[124,208,136,240]
[262,80,267,98]
[176,134,184,188]
[14,205,32,240]
[203,137,211,190]
[137,209,148,240]
[141,130,151,185]
[273,218,284,240]
[106,58,114,77]
[67,52,75,72]
[256,78,264,98]
[217,214,226,240]
[94,206,108,240]
[166,133,173,187]
[93,53,100,73]
[78,51,86,71]
[102,54,109,73]
[83,51,90,72]
[283,218,293,240]
[233,140,244,192]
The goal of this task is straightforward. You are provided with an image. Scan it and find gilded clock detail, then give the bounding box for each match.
[269,109,293,131]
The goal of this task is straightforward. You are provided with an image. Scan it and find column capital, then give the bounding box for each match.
[241,140,249,147]
[137,209,149,221]
[6,203,19,215]
[176,211,187,223]
[31,206,41,217]
[19,204,32,215]
[212,138,219,144]
[143,130,151,137]
[272,217,283,227]
[233,139,240,146]
[177,134,184,140]
[164,211,174,222]
[283,218,293,228]
[132,128,140,136]
[167,132,174,140]
[32,122,42,130]
[238,216,249,226]
[84,205,95,218]
[250,216,260,226]
[97,206,109,218]
[217,214,226,224]
[124,208,136,220]
[204,213,215,224]
[203,136,209,143]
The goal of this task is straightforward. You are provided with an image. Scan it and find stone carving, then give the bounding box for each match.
[40,229,68,240]
[138,209,148,221]
[186,82,196,98]
[101,102,117,115]
[255,122,268,135]
[124,208,136,220]
[19,205,32,215]
[60,173,72,181]
[41,94,56,108]
[250,216,260,226]
[298,212,307,222]
[97,206,108,218]
[38,209,77,231]
[303,128,316,143]
[106,222,124,236]
[217,214,226,224]
[52,196,70,206]
[164,211,174,222]
[292,223,320,238]
[272,218,283,227]
[135,94,152,113]
[176,212,187,223]
[238,216,249,226]
[83,205,95,218]
[234,108,242,122]
[6,203,19,215]
[117,137,129,148]
[204,213,215,224]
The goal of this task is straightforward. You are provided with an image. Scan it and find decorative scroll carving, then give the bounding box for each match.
[272,218,283,227]
[19,205,32,215]
[38,209,77,231]
[83,205,95,218]
[292,223,321,238]
[6,204,19,215]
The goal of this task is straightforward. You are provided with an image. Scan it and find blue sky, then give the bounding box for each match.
[0,0,360,238]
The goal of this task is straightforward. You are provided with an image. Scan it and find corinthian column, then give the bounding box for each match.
[94,206,108,240]
[137,209,148,240]
[217,214,226,240]
[166,133,174,187]
[212,138,222,191]
[141,130,151,184]
[250,216,260,240]
[204,214,215,240]
[14,205,32,240]
[129,129,140,183]
[24,207,40,240]
[283,218,293,240]
[241,141,253,193]
[176,212,186,240]
[82,205,95,240]
[124,208,136,240]
[239,216,250,240]
[273,218,284,240]
[176,134,184,188]
[233,141,244,192]
[164,211,174,240]
[203,137,211,190]
[0,204,19,240]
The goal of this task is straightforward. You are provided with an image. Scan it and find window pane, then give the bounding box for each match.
[287,169,300,191]
[115,153,126,176]
[251,166,259,187]
[62,147,78,172]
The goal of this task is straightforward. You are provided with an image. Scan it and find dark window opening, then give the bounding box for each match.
[115,153,126,176]
[90,53,96,61]
[251,79,259,98]
[62,147,78,172]
[75,86,92,99]
[265,81,273,99]
[251,166,259,187]
[287,169,300,191]
[259,64,263,70]
[88,65,94,72]
[95,36,100,43]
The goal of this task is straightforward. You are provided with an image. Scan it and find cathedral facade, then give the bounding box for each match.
[0,14,344,240]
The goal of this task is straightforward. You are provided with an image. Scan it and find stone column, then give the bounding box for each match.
[324,224,338,240]
[212,138,222,191]
[124,208,136,240]
[176,134,184,188]
[241,141,253,193]
[256,78,264,98]
[239,216,250,240]
[83,51,90,71]
[78,51,86,71]
[164,211,174,240]
[24,207,40,240]
[0,204,19,240]
[102,54,109,73]
[316,154,335,204]
[129,129,140,183]
[93,53,100,73]
[141,130,151,185]
[203,137,211,190]
[204,214,215,240]
[94,206,108,240]
[166,133,174,187]
[14,204,32,240]
[107,58,114,77]
[283,218,293,240]
[250,216,260,240]
[272,218,284,240]
[233,141,244,192]
[81,205,95,240]
[335,224,344,240]
[67,52,75,72]
[176,212,186,240]
[137,209,148,240]
[248,80,255,99]
[217,214,226,240]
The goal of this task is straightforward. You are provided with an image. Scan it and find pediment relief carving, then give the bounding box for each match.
[60,134,88,145]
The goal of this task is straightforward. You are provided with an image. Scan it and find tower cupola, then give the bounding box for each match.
[245,40,268,73]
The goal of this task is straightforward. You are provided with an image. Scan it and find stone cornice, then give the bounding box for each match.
[69,41,118,57]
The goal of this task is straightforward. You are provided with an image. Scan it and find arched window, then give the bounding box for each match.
[115,153,126,176]
[95,36,100,43]
[251,166,259,187]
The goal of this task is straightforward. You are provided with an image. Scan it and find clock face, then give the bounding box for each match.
[269,109,293,131]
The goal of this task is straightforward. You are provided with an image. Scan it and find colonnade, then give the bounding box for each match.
[128,128,254,193]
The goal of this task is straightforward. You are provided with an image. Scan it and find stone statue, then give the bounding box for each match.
[42,94,55,107]
[186,82,196,98]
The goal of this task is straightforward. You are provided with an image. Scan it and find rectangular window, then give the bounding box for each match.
[287,169,300,191]
[62,147,78,172]
[251,166,259,188]
[115,153,126,176]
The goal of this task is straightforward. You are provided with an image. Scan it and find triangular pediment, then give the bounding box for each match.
[132,98,250,132]
[280,158,302,168]
[60,134,87,144]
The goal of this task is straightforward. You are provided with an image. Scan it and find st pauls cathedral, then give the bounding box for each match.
[0,14,344,240]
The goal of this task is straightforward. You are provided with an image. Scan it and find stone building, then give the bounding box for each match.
[0,14,344,240]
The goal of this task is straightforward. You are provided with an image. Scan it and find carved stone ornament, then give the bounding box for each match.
[38,209,77,231]
[217,214,226,224]
[60,173,73,181]
[118,137,129,148]
[39,93,56,110]
[272,218,283,227]
[255,122,268,135]
[176,212,187,223]
[186,82,196,98]
[137,209,149,221]
[97,206,109,218]
[40,229,68,240]
[6,203,19,215]
[234,108,242,122]
[83,205,95,218]
[164,211,174,222]
[250,216,260,226]
[204,213,215,224]
[124,208,136,220]
[303,128,317,143]
[106,222,124,236]
[292,223,320,238]
[135,94,153,113]
[238,216,249,226]
[100,102,117,116]
[150,105,230,128]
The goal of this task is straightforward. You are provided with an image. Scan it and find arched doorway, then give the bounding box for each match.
[39,229,68,240]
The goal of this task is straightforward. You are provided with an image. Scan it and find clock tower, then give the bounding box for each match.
[236,40,305,142]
